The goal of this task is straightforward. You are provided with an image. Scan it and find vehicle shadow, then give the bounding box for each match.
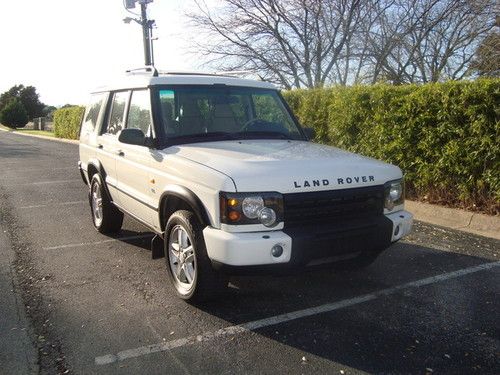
[107,229,155,252]
[189,242,499,373]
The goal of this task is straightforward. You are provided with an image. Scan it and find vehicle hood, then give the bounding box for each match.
[164,140,402,193]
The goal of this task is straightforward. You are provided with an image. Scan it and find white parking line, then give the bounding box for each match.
[43,234,154,250]
[3,179,80,187]
[29,179,80,185]
[95,260,500,366]
[19,200,87,209]
[3,166,75,173]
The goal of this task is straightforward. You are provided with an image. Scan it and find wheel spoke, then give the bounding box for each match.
[171,242,180,252]
[183,264,193,283]
[183,246,194,264]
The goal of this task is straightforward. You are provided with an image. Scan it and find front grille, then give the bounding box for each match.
[283,185,384,228]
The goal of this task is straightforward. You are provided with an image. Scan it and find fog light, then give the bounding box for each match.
[258,207,277,227]
[271,245,283,257]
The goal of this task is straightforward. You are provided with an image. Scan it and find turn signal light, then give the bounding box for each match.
[228,198,238,207]
[228,210,241,222]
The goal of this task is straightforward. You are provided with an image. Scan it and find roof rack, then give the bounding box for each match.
[125,66,158,77]
[157,70,237,78]
[214,70,254,77]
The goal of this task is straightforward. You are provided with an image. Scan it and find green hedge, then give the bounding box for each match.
[283,79,500,214]
[53,106,85,140]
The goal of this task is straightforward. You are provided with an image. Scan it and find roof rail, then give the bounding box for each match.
[214,70,253,77]
[157,70,236,78]
[125,66,158,77]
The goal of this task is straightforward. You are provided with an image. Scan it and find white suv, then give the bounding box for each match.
[78,68,413,301]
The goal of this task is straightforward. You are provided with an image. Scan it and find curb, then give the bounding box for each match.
[0,127,79,144]
[406,200,499,240]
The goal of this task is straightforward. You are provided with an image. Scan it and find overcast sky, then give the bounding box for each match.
[0,0,218,106]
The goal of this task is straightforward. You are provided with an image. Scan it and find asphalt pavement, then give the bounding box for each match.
[0,131,499,374]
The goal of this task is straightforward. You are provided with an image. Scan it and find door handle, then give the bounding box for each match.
[97,144,103,149]
[117,150,125,157]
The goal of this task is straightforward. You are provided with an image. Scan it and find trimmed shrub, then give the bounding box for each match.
[0,99,28,128]
[283,79,500,214]
[53,106,85,140]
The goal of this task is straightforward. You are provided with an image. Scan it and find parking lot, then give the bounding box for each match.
[0,131,499,374]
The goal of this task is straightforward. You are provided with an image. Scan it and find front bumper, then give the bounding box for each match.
[203,210,413,269]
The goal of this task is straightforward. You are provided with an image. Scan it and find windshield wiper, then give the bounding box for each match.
[234,131,294,140]
[169,132,238,141]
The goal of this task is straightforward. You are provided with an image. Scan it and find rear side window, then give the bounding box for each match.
[127,90,152,135]
[105,91,129,135]
[81,93,106,133]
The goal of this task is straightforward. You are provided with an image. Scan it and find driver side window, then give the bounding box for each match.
[127,90,152,136]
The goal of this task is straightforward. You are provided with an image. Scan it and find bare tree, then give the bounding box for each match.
[470,24,500,77]
[364,0,497,84]
[188,0,497,87]
[189,0,367,89]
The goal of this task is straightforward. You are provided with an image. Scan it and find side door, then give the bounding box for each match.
[115,89,156,226]
[95,90,130,205]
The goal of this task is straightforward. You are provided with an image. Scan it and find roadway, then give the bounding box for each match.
[0,131,498,374]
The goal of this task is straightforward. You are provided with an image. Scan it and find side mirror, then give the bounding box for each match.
[118,128,146,146]
[303,127,316,140]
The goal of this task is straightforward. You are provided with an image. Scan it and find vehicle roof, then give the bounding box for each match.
[92,71,277,93]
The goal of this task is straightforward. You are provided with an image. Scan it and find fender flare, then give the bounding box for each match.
[86,160,113,201]
[158,185,211,230]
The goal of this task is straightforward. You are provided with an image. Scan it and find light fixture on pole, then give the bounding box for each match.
[123,0,155,66]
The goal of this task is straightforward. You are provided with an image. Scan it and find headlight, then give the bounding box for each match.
[220,192,283,227]
[242,196,264,219]
[384,179,404,211]
[258,207,277,227]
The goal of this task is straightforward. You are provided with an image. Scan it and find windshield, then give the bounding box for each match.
[155,86,305,144]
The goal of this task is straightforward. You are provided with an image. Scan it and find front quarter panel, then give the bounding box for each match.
[150,150,236,231]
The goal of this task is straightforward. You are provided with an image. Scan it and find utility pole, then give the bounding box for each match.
[124,0,155,66]
[140,2,152,66]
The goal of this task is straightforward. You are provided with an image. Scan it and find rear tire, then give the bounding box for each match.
[165,210,227,302]
[89,174,123,234]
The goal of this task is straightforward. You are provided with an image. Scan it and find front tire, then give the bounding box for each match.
[89,174,123,233]
[165,210,227,302]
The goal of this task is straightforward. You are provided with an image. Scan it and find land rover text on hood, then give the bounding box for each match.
[78,67,413,301]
